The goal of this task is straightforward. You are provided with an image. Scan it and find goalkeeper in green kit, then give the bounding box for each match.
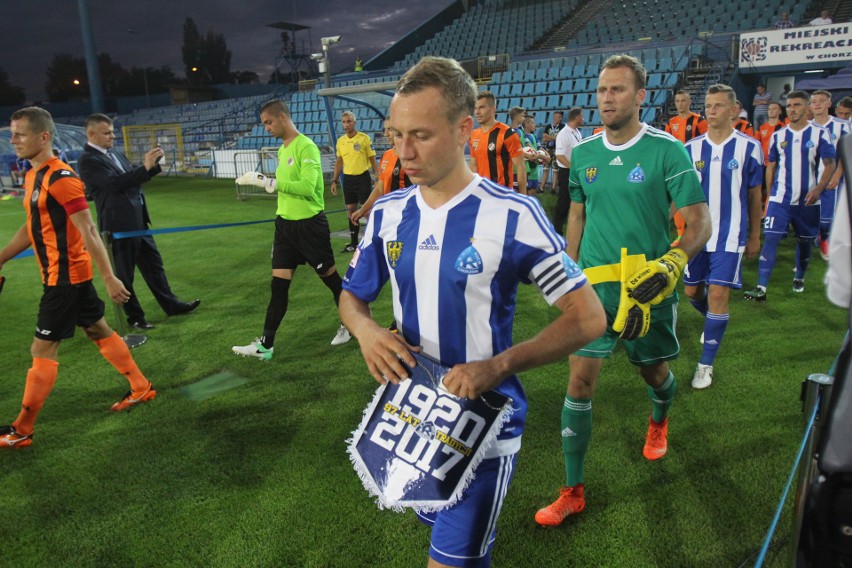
[535,55,711,526]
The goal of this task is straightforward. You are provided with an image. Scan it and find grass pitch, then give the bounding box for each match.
[0,177,844,567]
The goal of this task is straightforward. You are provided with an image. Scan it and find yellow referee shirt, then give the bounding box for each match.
[336,131,375,175]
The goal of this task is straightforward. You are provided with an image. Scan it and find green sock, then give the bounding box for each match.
[647,371,677,423]
[561,395,592,486]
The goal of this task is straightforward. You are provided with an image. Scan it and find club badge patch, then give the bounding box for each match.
[347,352,512,512]
[387,241,403,269]
[728,158,739,169]
[628,164,646,183]
[287,157,295,166]
[455,240,483,274]
[781,140,788,149]
[694,160,705,171]
[354,143,361,152]
[585,167,598,184]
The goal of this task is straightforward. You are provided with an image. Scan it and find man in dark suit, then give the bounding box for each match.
[77,113,199,330]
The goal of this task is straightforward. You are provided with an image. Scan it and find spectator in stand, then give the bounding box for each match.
[810,9,833,25]
[752,84,772,129]
[541,111,565,194]
[775,11,795,29]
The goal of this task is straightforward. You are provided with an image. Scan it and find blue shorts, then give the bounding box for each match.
[416,454,517,567]
[683,250,744,289]
[527,179,540,190]
[820,189,837,223]
[764,201,820,239]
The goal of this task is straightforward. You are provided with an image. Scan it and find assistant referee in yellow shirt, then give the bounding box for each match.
[331,111,379,253]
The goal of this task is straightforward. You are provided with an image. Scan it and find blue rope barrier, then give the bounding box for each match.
[111,208,351,240]
[754,395,821,567]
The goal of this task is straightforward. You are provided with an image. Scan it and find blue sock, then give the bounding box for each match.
[819,221,832,242]
[794,238,812,280]
[689,297,708,316]
[700,312,729,366]
[757,232,783,287]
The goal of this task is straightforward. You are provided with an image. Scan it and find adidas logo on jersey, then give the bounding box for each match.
[609,156,623,166]
[561,426,577,437]
[419,235,440,250]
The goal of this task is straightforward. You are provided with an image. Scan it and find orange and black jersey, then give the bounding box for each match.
[24,157,93,286]
[758,121,786,164]
[469,122,523,188]
[665,113,708,144]
[378,148,410,194]
[733,118,757,139]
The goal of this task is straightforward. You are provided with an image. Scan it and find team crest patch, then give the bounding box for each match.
[728,159,739,169]
[31,189,40,202]
[387,241,404,269]
[672,123,679,132]
[805,140,815,148]
[686,124,693,132]
[585,167,598,183]
[347,352,512,512]
[287,157,295,166]
[628,164,645,183]
[488,142,496,151]
[393,166,400,176]
[561,253,584,279]
[694,160,705,171]
[455,240,483,274]
[781,140,788,149]
[354,143,361,151]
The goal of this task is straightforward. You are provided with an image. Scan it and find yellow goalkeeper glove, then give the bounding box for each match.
[627,248,688,305]
[613,289,651,340]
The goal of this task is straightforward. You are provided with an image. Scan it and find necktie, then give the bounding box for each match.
[108,150,125,172]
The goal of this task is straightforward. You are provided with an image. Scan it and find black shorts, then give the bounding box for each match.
[342,171,373,205]
[36,281,105,341]
[271,213,336,273]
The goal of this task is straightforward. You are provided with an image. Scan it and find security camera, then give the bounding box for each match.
[310,53,324,61]
[321,35,341,45]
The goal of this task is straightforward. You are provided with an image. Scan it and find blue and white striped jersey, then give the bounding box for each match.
[343,175,588,447]
[812,116,849,189]
[685,130,764,252]
[768,123,836,206]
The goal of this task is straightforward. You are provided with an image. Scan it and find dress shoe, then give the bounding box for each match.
[169,299,201,315]
[128,319,155,330]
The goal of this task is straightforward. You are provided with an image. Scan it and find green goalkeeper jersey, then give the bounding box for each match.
[568,124,705,308]
[274,133,325,221]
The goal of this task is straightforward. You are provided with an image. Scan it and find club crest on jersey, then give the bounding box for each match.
[628,164,645,183]
[805,140,815,148]
[455,241,483,274]
[672,123,679,132]
[686,124,693,132]
[728,159,739,169]
[694,160,705,171]
[393,166,400,176]
[488,142,496,151]
[386,241,403,269]
[31,189,40,202]
[561,253,584,279]
[287,157,295,166]
[354,143,361,152]
[781,140,788,149]
[585,167,598,183]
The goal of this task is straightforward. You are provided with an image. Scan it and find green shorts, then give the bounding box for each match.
[575,301,680,366]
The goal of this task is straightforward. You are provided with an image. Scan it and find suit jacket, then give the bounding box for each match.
[77,143,162,233]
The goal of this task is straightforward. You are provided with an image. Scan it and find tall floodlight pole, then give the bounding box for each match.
[77,0,104,112]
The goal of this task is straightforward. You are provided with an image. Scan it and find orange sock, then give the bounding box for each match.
[12,358,59,436]
[94,332,149,391]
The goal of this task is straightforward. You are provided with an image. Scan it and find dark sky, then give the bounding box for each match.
[2,0,454,102]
